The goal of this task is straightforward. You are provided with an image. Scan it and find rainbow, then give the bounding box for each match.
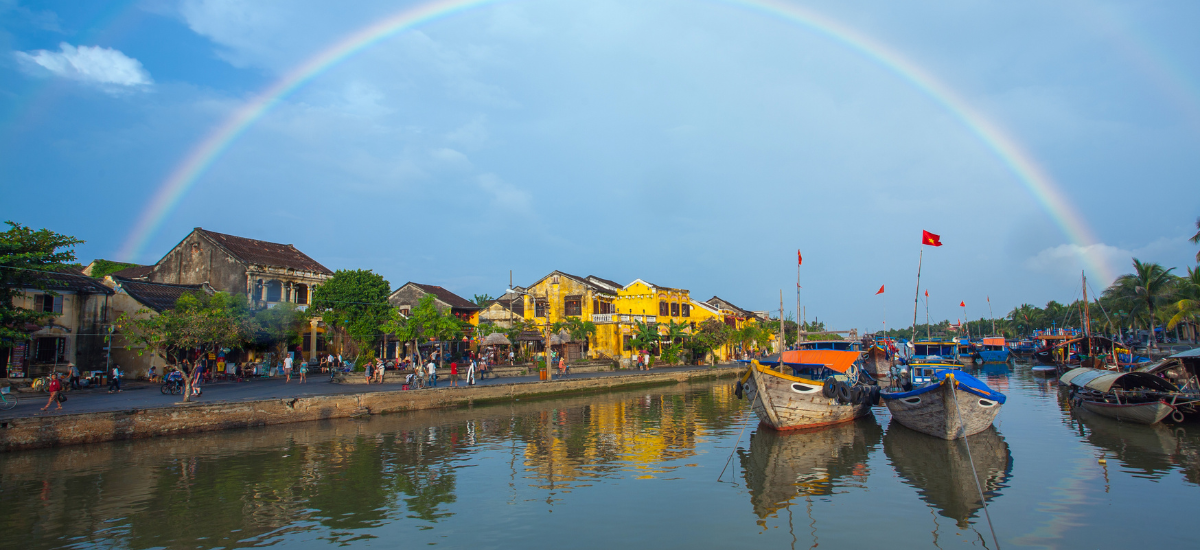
[117,0,1114,282]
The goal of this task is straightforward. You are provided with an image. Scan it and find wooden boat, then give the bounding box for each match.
[882,368,1006,439]
[909,339,959,365]
[977,336,1011,363]
[958,341,979,365]
[737,353,874,431]
[884,424,1012,529]
[1060,367,1192,425]
[740,417,883,518]
[865,343,892,378]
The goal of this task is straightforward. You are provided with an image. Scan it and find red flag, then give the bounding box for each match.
[924,289,929,297]
[797,250,802,265]
[960,301,966,307]
[922,230,943,247]
[875,285,885,295]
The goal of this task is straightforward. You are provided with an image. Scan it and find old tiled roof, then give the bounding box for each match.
[406,283,480,310]
[24,268,115,295]
[111,265,153,280]
[486,298,525,315]
[707,296,753,317]
[197,228,332,274]
[586,275,623,291]
[116,278,209,312]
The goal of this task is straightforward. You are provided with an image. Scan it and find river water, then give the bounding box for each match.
[3,363,1199,549]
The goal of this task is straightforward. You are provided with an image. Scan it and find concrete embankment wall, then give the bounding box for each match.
[0,367,741,453]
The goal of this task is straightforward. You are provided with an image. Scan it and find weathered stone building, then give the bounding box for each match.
[148,228,332,307]
[146,228,333,362]
[2,269,114,378]
[102,276,215,378]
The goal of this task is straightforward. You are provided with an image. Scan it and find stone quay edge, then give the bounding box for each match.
[0,366,742,453]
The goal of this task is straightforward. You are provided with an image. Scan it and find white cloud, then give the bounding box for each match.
[14,43,152,89]
[1025,236,1194,287]
[476,173,531,213]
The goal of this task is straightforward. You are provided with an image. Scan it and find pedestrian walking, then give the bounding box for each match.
[67,362,80,390]
[509,349,515,365]
[283,355,294,382]
[108,364,122,393]
[450,361,458,388]
[426,361,437,387]
[299,360,308,383]
[467,358,476,385]
[41,373,64,411]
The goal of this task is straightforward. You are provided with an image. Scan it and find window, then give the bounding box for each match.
[316,332,327,352]
[592,299,599,313]
[671,303,680,317]
[400,308,410,317]
[565,298,582,316]
[659,301,669,316]
[34,337,64,362]
[296,284,309,304]
[38,294,63,314]
[623,335,633,350]
[536,300,548,317]
[302,332,312,351]
[682,303,690,317]
[265,280,282,302]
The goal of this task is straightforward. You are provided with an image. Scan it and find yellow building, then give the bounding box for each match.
[518,271,619,360]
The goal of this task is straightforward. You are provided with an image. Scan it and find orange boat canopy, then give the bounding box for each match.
[983,337,1006,347]
[780,349,860,373]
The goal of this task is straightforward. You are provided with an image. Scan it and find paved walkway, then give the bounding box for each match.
[0,364,739,420]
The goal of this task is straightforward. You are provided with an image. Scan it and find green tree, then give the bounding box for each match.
[252,302,307,361]
[660,319,691,364]
[628,320,660,357]
[117,291,252,401]
[1167,266,1200,341]
[472,293,494,307]
[687,318,732,365]
[310,269,391,364]
[1113,258,1176,353]
[396,294,461,367]
[551,316,598,358]
[1190,216,1200,263]
[0,222,83,347]
[86,259,140,279]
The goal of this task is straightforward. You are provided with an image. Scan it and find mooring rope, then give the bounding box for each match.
[717,416,749,483]
[950,376,1001,549]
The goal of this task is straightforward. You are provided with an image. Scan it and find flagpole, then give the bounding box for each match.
[925,290,931,340]
[988,296,995,335]
[796,255,801,342]
[911,249,923,343]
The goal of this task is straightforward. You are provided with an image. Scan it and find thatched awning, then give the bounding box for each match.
[482,333,511,346]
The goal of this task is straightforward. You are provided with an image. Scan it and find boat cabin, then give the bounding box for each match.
[911,340,958,363]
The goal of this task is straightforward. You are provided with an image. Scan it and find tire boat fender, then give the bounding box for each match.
[835,381,852,404]
[823,378,836,398]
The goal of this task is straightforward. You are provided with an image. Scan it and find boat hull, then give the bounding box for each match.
[978,350,1011,363]
[866,346,892,378]
[1079,400,1173,425]
[744,363,872,430]
[883,379,1002,440]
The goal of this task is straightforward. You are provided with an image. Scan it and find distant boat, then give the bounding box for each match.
[736,351,875,431]
[882,365,1006,440]
[977,336,1011,363]
[958,341,979,365]
[1060,367,1185,425]
[910,339,960,366]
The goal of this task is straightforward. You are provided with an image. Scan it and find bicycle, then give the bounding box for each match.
[161,378,183,395]
[0,386,16,411]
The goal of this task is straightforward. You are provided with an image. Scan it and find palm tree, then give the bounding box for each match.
[1112,258,1176,353]
[1190,217,1200,263]
[1167,266,1200,342]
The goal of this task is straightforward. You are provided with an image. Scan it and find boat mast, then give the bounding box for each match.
[1082,271,1092,339]
[988,296,995,335]
[796,254,801,344]
[911,249,923,343]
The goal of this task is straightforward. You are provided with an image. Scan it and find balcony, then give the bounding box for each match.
[617,315,657,324]
[592,313,614,323]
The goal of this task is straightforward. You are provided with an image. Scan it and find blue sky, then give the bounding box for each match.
[2,0,1198,330]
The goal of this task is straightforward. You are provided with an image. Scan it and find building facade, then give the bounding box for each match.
[3,269,114,379]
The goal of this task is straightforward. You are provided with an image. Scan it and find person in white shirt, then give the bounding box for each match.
[426,361,437,387]
[284,355,293,383]
[467,359,476,385]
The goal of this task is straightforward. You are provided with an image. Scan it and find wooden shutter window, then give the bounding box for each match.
[659,301,668,316]
[671,303,680,317]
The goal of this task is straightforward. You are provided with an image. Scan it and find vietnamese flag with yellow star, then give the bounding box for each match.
[922,230,943,246]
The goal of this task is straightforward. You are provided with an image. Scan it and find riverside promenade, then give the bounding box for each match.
[0,364,743,452]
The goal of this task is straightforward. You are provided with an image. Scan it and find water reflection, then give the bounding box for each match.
[738,418,882,519]
[884,424,1013,529]
[1067,407,1188,483]
[0,383,745,550]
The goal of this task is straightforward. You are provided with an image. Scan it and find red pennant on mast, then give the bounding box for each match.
[797,250,802,266]
[924,289,929,298]
[922,230,943,247]
[960,301,966,307]
[875,285,885,295]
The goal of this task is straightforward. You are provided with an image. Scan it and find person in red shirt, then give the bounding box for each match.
[41,373,64,412]
[450,361,459,388]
